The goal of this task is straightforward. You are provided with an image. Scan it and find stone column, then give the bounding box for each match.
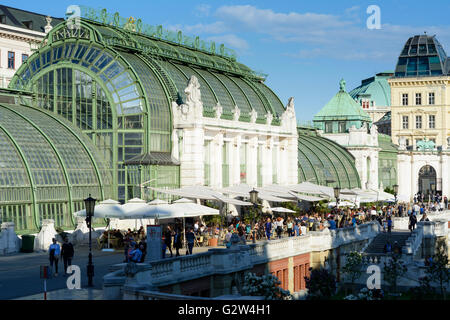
[180,127,205,187]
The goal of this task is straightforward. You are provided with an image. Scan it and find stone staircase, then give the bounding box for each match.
[364,231,411,254]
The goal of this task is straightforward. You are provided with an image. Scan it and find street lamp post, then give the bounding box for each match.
[393,184,399,204]
[249,189,259,244]
[84,194,96,287]
[333,186,341,209]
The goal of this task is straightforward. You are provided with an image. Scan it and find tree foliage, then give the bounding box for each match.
[342,251,364,285]
[383,254,407,292]
[425,241,450,299]
[305,267,337,300]
[241,272,291,300]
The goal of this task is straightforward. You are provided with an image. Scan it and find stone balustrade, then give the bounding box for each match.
[103,222,381,299]
[403,220,448,258]
[392,210,450,230]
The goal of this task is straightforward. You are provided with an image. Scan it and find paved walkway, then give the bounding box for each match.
[14,288,104,300]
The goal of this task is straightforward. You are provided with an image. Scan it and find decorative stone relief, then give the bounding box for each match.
[281,97,296,131]
[250,109,258,123]
[232,105,240,121]
[265,112,273,125]
[214,102,223,119]
[34,219,58,251]
[174,75,203,123]
[44,16,53,33]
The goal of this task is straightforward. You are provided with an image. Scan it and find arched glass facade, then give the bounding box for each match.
[0,96,112,233]
[297,127,360,188]
[11,19,287,200]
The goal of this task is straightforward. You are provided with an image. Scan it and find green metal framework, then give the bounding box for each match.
[297,127,361,188]
[0,99,112,233]
[10,18,287,201]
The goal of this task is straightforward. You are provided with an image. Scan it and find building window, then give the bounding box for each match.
[338,121,346,133]
[7,51,14,69]
[429,115,435,129]
[402,116,409,129]
[22,21,33,29]
[0,15,5,24]
[402,93,408,106]
[22,54,29,63]
[415,115,422,129]
[415,93,422,105]
[325,121,333,133]
[428,92,435,105]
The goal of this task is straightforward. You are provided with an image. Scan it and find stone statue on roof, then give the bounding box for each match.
[339,78,346,92]
[417,137,435,151]
[185,75,201,106]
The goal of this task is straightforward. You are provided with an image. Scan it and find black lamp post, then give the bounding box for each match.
[249,188,259,244]
[393,184,399,204]
[84,194,96,287]
[431,184,436,203]
[333,186,341,209]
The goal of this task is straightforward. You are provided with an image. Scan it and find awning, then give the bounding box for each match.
[290,192,327,202]
[123,152,180,166]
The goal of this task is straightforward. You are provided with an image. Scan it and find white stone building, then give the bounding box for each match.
[0,5,62,87]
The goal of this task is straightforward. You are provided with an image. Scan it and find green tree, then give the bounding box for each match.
[241,272,291,300]
[305,267,337,300]
[383,254,407,293]
[342,251,364,291]
[425,241,450,300]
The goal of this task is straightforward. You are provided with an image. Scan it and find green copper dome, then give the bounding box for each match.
[349,72,392,107]
[313,79,371,133]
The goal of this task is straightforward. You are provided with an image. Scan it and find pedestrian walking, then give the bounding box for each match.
[61,237,74,276]
[387,216,392,233]
[163,226,173,258]
[174,228,183,257]
[138,239,147,262]
[409,213,417,231]
[48,238,60,277]
[265,218,272,240]
[275,217,284,239]
[186,228,195,255]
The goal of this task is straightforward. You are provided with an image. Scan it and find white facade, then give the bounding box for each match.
[171,76,298,189]
[0,20,52,88]
[397,150,450,201]
[319,124,381,190]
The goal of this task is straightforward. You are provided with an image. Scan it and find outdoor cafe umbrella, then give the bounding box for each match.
[170,198,220,248]
[121,198,148,230]
[73,199,126,219]
[270,207,296,213]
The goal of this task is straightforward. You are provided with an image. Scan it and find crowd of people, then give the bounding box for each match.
[43,195,448,275]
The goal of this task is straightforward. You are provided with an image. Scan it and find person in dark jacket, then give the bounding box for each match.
[185,228,195,255]
[138,239,147,262]
[174,228,183,257]
[61,237,74,276]
[409,213,417,231]
[163,226,173,258]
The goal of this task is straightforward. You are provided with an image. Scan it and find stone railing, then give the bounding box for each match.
[392,210,450,230]
[403,220,449,258]
[104,222,380,299]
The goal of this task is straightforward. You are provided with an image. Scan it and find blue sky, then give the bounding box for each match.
[10,0,450,122]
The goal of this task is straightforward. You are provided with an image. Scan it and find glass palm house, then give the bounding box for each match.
[5,9,361,233]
